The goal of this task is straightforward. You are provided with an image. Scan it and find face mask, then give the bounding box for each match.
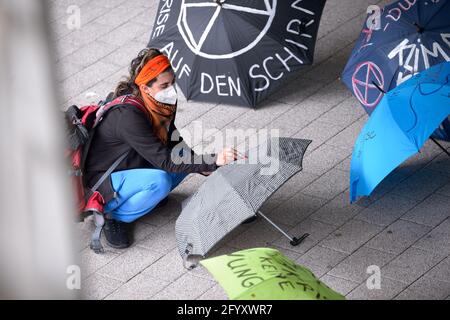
[154,85,177,105]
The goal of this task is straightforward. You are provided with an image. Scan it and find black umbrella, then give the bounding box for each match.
[175,137,312,267]
[148,0,326,107]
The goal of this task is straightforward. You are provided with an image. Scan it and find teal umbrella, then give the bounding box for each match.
[350,62,450,202]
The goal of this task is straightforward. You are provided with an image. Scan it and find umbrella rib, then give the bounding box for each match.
[222,4,271,16]
[180,5,198,47]
[424,0,450,29]
[184,2,217,8]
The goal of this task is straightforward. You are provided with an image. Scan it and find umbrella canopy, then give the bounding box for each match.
[148,0,326,107]
[201,247,345,300]
[350,62,450,202]
[176,137,311,263]
[341,0,450,140]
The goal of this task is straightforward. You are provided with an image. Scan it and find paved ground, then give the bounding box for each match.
[50,0,450,300]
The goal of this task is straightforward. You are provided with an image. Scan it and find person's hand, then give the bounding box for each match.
[216,147,242,166]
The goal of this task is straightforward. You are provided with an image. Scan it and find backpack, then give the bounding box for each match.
[65,93,146,254]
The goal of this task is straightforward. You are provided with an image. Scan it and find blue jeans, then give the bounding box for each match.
[104,169,188,223]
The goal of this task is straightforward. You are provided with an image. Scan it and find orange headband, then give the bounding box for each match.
[135,54,171,86]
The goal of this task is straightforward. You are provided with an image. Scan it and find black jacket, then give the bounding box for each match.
[84,104,218,203]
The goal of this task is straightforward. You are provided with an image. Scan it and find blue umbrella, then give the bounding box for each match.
[341,0,450,141]
[350,62,450,203]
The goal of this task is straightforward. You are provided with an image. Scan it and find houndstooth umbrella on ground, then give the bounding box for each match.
[175,137,312,266]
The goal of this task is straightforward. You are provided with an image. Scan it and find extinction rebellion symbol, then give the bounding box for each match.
[352,61,385,109]
[178,0,277,59]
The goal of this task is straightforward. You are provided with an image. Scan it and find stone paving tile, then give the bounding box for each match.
[102,40,147,68]
[78,2,114,26]
[295,246,349,278]
[399,140,446,172]
[231,103,292,130]
[60,60,123,103]
[106,273,170,300]
[382,247,447,286]
[391,168,450,203]
[319,275,360,296]
[436,181,450,197]
[365,220,432,255]
[97,246,163,282]
[310,191,366,227]
[92,3,144,29]
[308,80,353,109]
[171,175,207,200]
[395,276,450,300]
[151,273,215,300]
[292,120,343,153]
[258,198,283,215]
[320,219,384,254]
[62,40,119,69]
[328,246,395,283]
[55,60,84,82]
[335,155,352,172]
[302,144,351,176]
[413,219,450,256]
[307,49,354,84]
[137,221,179,254]
[226,220,293,250]
[131,222,158,243]
[269,76,326,106]
[82,273,123,300]
[268,192,328,227]
[195,105,248,131]
[80,247,121,280]
[141,249,188,283]
[319,96,366,128]
[269,171,320,203]
[425,153,450,174]
[346,278,408,300]
[197,285,229,300]
[288,96,343,125]
[302,169,350,201]
[401,194,450,228]
[326,117,367,152]
[355,194,419,227]
[175,101,218,129]
[354,169,415,206]
[101,21,149,47]
[425,257,450,283]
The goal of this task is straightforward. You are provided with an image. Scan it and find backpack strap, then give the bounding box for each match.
[91,150,130,193]
[80,95,146,172]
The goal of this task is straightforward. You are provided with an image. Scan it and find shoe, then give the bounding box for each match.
[241,215,258,225]
[104,218,131,249]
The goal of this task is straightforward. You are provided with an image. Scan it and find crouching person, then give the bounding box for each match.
[84,48,238,248]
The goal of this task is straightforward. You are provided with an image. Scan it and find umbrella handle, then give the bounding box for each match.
[372,81,386,94]
[290,234,310,247]
[257,211,310,247]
